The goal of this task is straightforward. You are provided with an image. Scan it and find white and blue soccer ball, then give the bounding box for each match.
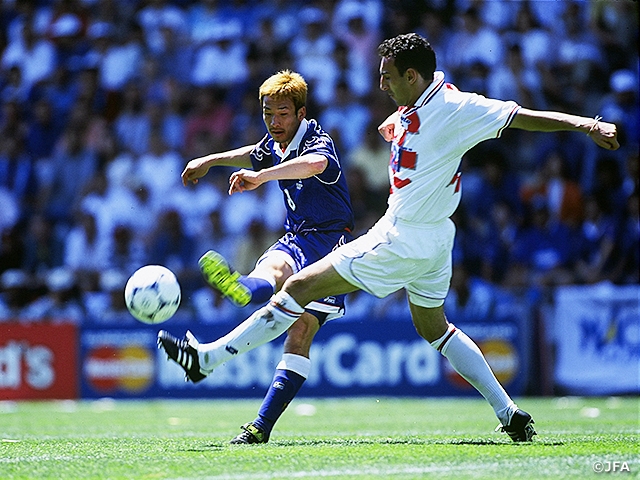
[124,265,181,324]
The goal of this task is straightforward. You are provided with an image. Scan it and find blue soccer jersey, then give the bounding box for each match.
[250,119,354,234]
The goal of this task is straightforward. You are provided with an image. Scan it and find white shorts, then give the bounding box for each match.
[328,214,455,308]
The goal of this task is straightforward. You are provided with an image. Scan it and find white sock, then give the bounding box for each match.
[431,324,517,425]
[276,353,311,379]
[197,291,304,372]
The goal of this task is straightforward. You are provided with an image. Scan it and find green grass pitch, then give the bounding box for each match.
[0,397,638,479]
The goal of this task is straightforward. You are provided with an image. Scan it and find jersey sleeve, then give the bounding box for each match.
[299,131,343,184]
[249,134,275,171]
[454,93,520,149]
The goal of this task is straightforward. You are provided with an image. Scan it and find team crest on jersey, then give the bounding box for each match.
[400,111,420,133]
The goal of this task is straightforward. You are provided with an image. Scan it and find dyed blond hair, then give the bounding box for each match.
[259,70,307,112]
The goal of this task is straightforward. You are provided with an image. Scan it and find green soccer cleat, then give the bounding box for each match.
[198,250,252,307]
[496,409,537,442]
[229,422,269,444]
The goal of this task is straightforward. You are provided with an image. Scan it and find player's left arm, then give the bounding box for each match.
[509,108,619,150]
[378,111,400,142]
[228,154,328,194]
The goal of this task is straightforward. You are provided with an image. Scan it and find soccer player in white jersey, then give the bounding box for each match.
[159,34,619,442]
[160,70,354,444]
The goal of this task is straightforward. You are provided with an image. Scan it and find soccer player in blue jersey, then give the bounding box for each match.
[160,70,354,444]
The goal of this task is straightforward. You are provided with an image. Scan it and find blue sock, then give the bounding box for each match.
[238,276,274,304]
[253,369,306,436]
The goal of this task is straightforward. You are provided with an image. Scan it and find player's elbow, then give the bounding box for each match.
[308,156,328,175]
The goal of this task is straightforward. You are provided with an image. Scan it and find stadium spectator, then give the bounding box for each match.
[63,208,109,277]
[348,118,393,197]
[48,12,89,72]
[590,156,627,224]
[25,97,64,161]
[289,7,337,106]
[589,0,639,73]
[463,146,523,221]
[192,205,235,273]
[113,80,148,155]
[137,130,183,205]
[83,268,131,323]
[0,225,24,274]
[36,123,98,224]
[183,87,234,158]
[22,267,84,324]
[575,195,617,284]
[415,8,454,78]
[33,66,77,121]
[0,269,33,321]
[331,6,380,98]
[187,0,222,44]
[446,6,503,84]
[0,98,27,141]
[86,19,143,96]
[189,19,249,95]
[104,223,146,273]
[503,3,553,72]
[0,135,38,220]
[146,207,197,281]
[1,64,31,104]
[506,199,578,288]
[483,201,520,285]
[153,20,192,86]
[599,69,639,158]
[1,20,56,94]
[553,2,604,109]
[319,79,370,156]
[136,0,187,56]
[445,262,497,322]
[487,43,545,109]
[611,189,639,285]
[22,213,65,274]
[520,151,584,228]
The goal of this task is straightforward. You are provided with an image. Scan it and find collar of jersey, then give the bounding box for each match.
[403,71,445,115]
[273,118,309,160]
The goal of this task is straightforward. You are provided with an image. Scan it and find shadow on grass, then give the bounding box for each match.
[183,437,564,450]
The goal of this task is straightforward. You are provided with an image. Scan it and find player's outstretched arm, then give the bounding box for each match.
[228,154,328,195]
[510,108,619,151]
[181,145,255,186]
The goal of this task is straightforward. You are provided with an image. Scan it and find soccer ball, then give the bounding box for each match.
[124,265,181,324]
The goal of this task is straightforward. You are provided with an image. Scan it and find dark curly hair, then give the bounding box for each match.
[377,33,436,82]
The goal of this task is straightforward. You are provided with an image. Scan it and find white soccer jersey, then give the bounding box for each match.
[386,71,520,225]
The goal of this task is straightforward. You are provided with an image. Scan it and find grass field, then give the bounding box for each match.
[0,396,638,479]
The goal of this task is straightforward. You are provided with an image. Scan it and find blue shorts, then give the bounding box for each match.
[257,230,353,325]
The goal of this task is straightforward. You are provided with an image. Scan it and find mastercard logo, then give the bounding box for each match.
[444,339,519,389]
[84,344,154,393]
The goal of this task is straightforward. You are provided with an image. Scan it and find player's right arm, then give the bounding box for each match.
[181,145,255,186]
[510,108,619,151]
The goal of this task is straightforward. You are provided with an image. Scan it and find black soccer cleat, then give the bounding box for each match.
[229,422,269,444]
[157,330,206,383]
[496,409,537,442]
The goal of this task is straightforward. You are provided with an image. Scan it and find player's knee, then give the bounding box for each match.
[282,274,307,303]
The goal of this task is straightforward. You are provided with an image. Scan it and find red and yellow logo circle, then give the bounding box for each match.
[84,345,154,393]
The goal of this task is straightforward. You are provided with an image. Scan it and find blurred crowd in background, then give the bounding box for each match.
[0,0,638,324]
